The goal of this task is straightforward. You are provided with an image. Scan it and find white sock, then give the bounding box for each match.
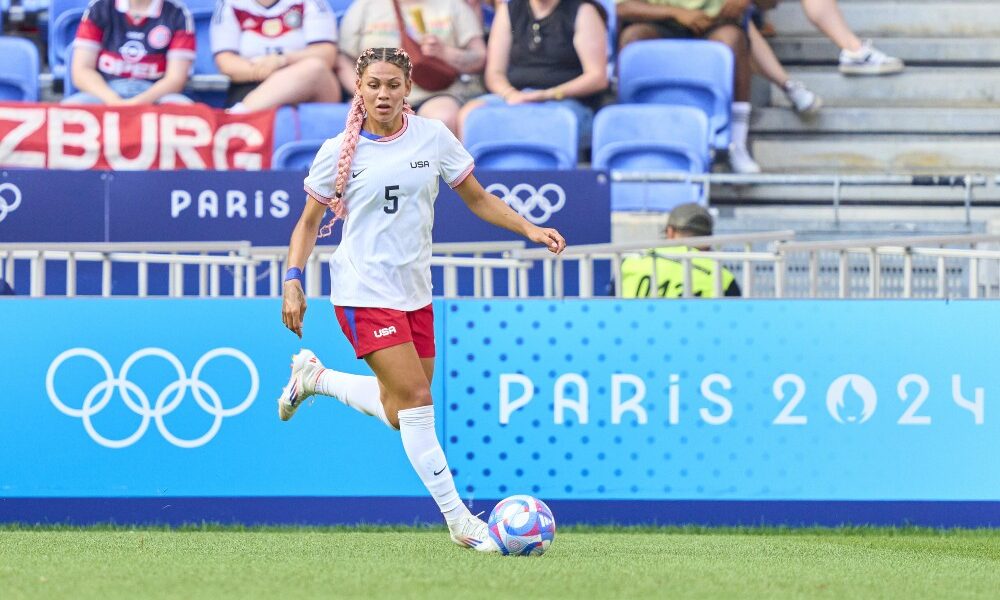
[315,369,392,429]
[731,101,752,149]
[397,405,468,523]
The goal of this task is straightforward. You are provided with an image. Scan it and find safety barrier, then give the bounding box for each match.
[0,241,531,298]
[5,233,1000,299]
[614,172,991,223]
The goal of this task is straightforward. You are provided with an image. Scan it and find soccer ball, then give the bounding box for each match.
[487,495,556,556]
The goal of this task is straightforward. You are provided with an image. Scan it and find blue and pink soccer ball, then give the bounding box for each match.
[487,495,556,556]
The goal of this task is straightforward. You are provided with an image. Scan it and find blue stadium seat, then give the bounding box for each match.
[48,0,91,80]
[592,104,710,212]
[324,0,352,21]
[187,6,218,76]
[272,102,351,169]
[596,0,616,59]
[0,37,40,102]
[617,39,733,149]
[273,140,327,171]
[62,47,77,96]
[462,104,578,170]
[272,106,298,151]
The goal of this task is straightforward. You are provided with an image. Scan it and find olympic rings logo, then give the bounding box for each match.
[46,347,259,449]
[0,182,22,224]
[486,183,566,225]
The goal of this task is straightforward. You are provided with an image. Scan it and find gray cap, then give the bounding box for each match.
[667,203,713,236]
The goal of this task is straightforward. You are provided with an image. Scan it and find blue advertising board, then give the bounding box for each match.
[0,169,609,246]
[0,170,107,242]
[2,299,998,526]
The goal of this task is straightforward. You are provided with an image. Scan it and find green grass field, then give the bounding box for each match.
[2,526,1000,599]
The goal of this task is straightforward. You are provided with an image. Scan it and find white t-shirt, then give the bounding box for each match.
[303,114,475,311]
[211,0,336,59]
[338,0,484,104]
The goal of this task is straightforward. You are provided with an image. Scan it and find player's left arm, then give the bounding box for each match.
[454,174,566,254]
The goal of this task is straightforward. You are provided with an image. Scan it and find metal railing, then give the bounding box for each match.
[246,241,530,298]
[513,231,796,299]
[4,234,1000,300]
[777,234,1000,299]
[0,241,531,298]
[0,242,253,298]
[612,172,990,224]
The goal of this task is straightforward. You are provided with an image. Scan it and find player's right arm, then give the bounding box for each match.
[281,196,327,338]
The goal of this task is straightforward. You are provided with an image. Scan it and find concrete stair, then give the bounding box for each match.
[769,37,1000,66]
[767,1,1000,38]
[769,68,1000,108]
[747,0,1000,201]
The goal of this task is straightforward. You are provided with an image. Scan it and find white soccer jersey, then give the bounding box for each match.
[210,0,336,59]
[303,115,475,311]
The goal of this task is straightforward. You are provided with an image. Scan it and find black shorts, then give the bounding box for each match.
[410,92,464,112]
[226,82,259,107]
[618,15,748,49]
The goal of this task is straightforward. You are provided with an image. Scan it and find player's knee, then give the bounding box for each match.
[398,386,433,409]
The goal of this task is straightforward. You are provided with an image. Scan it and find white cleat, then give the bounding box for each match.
[278,349,324,421]
[448,512,500,553]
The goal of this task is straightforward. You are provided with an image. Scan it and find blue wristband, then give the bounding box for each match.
[284,267,304,283]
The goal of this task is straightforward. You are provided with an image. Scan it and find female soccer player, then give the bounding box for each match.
[277,47,566,552]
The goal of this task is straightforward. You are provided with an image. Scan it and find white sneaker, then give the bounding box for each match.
[278,349,323,421]
[783,79,822,115]
[839,40,904,75]
[448,512,500,553]
[728,143,762,174]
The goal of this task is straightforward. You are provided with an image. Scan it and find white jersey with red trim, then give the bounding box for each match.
[303,115,475,311]
[74,0,195,81]
[210,0,336,59]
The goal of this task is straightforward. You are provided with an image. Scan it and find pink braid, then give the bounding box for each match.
[317,47,415,238]
[317,92,365,238]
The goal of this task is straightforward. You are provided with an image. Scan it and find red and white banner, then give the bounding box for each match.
[0,103,275,170]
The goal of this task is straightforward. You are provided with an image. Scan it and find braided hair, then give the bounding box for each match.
[318,48,415,238]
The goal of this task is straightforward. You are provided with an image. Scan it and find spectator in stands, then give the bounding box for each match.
[458,0,608,147]
[616,0,760,174]
[749,20,821,115]
[619,203,741,298]
[63,0,195,105]
[798,0,903,75]
[337,0,487,134]
[211,0,341,112]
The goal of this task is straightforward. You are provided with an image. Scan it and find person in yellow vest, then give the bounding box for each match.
[620,203,741,298]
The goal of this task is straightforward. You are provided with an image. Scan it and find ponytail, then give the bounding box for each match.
[318,92,366,238]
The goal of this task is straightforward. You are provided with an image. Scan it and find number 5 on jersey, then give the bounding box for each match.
[384,185,400,214]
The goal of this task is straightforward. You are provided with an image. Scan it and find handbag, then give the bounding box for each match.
[390,0,460,92]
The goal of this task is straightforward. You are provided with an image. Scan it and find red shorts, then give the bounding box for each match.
[334,304,436,359]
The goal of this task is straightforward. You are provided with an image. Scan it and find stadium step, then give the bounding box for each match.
[750,134,1000,174]
[769,68,1000,108]
[768,0,1000,38]
[706,182,1000,206]
[770,37,1000,67]
[752,107,1000,135]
